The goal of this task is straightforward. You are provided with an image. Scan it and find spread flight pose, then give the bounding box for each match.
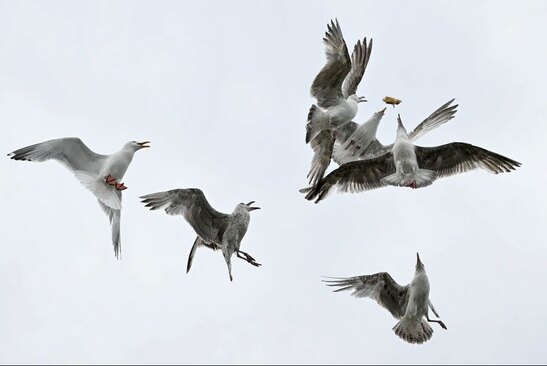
[8,138,150,257]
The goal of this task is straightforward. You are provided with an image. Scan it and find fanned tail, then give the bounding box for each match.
[381,169,437,189]
[393,317,433,344]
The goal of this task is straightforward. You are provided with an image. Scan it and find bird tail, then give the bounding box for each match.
[97,199,122,259]
[75,170,122,210]
[306,104,329,143]
[187,237,202,273]
[380,169,437,189]
[392,317,433,344]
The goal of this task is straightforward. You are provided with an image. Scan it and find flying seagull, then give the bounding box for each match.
[140,188,261,281]
[303,113,521,203]
[306,19,372,186]
[333,99,458,165]
[8,137,150,258]
[324,253,447,345]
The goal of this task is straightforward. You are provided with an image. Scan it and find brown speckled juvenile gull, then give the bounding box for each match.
[140,188,261,281]
[324,253,447,345]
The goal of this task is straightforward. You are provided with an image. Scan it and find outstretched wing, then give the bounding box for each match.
[8,137,107,175]
[302,152,395,203]
[407,99,458,141]
[140,189,230,245]
[342,38,373,98]
[307,130,336,187]
[415,142,521,178]
[310,19,351,108]
[324,272,409,319]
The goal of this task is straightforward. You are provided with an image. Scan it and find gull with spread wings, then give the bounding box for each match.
[140,188,261,281]
[8,137,150,258]
[324,253,447,344]
[333,99,458,165]
[306,19,372,186]
[303,111,521,203]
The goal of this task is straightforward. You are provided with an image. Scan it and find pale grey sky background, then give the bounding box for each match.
[1,0,546,364]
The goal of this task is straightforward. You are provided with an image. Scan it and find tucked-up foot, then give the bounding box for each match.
[115,182,127,191]
[105,175,117,185]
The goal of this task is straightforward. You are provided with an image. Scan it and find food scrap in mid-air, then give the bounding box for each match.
[383,96,402,107]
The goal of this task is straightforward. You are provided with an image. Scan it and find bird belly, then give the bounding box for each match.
[406,275,430,318]
[393,141,418,175]
[327,101,358,128]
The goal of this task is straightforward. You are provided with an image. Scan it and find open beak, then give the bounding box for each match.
[137,141,151,149]
[358,96,368,103]
[246,201,260,211]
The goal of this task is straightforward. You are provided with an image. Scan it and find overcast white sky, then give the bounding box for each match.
[1,0,546,364]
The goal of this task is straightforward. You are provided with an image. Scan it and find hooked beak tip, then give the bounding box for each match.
[138,141,151,148]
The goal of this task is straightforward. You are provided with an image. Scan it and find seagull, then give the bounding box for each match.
[333,99,458,165]
[140,188,261,281]
[8,137,150,258]
[303,113,521,203]
[324,253,447,345]
[306,19,372,186]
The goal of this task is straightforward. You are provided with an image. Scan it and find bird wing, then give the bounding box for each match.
[97,197,122,259]
[415,142,521,178]
[302,152,395,203]
[307,130,336,187]
[334,121,358,144]
[8,137,107,175]
[140,189,230,244]
[324,272,409,319]
[342,38,373,99]
[310,19,352,108]
[407,99,458,142]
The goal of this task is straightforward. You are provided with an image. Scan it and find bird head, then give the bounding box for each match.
[125,141,151,151]
[416,252,425,271]
[374,107,387,120]
[348,94,367,104]
[396,114,408,135]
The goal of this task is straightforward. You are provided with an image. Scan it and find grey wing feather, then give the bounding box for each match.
[342,38,373,98]
[310,19,352,108]
[8,137,107,175]
[334,121,358,144]
[302,152,395,203]
[324,272,409,319]
[140,189,230,244]
[307,130,336,187]
[407,99,458,142]
[97,195,122,259]
[415,142,521,178]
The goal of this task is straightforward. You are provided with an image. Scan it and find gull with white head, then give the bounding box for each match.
[324,253,447,344]
[8,137,150,257]
[333,99,458,165]
[306,19,372,186]
[140,188,261,281]
[303,110,521,203]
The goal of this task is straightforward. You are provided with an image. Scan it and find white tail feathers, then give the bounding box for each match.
[393,317,433,344]
[306,105,329,143]
[381,169,437,189]
[74,170,122,210]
